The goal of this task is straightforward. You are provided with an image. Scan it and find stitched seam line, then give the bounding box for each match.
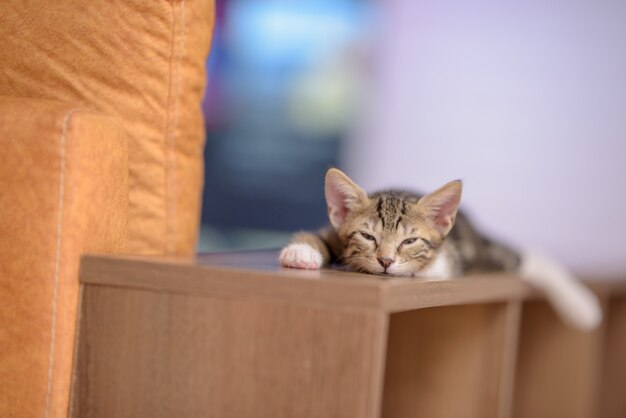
[168,0,185,254]
[66,284,84,418]
[45,109,79,418]
[163,5,175,254]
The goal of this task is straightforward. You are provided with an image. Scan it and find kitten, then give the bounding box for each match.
[279,168,601,331]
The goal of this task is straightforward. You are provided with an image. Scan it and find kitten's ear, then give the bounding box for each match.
[325,168,368,229]
[417,180,463,237]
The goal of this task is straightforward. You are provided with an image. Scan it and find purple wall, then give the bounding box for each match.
[346,0,626,277]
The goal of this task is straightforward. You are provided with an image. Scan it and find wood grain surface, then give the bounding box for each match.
[71,286,388,418]
[513,300,606,418]
[600,297,626,418]
[79,252,540,314]
[71,251,626,418]
[382,303,513,418]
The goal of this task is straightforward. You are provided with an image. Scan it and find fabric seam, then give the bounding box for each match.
[45,108,80,418]
[164,0,186,254]
[66,284,84,418]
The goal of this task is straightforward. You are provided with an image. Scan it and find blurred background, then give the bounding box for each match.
[199,0,626,278]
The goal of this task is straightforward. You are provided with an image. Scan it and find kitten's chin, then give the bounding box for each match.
[385,267,413,277]
[347,261,413,277]
[361,265,414,277]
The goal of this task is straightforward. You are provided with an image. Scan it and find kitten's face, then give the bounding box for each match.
[325,169,462,277]
[337,196,441,276]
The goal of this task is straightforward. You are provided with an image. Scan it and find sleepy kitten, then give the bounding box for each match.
[279,168,602,331]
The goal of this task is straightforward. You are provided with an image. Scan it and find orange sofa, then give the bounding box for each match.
[0,1,214,416]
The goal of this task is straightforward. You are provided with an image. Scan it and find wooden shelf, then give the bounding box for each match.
[72,251,626,418]
[80,251,539,312]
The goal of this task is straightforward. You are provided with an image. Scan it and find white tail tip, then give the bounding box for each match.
[520,252,602,331]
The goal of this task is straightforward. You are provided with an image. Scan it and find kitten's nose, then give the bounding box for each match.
[377,256,395,269]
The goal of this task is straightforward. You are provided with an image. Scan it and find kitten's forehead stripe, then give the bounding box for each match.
[377,197,385,228]
[377,195,403,232]
[395,198,407,230]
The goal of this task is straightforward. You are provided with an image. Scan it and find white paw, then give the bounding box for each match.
[279,244,323,270]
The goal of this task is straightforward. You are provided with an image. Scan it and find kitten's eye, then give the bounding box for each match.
[360,232,376,242]
[401,238,418,246]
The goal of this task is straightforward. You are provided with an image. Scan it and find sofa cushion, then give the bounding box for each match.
[0,0,215,255]
[0,97,129,418]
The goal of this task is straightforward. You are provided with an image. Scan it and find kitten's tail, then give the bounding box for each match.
[519,251,602,331]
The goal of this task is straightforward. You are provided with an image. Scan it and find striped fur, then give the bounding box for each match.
[281,169,519,277]
[279,168,602,330]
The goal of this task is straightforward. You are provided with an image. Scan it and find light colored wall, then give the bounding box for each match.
[346,0,626,277]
